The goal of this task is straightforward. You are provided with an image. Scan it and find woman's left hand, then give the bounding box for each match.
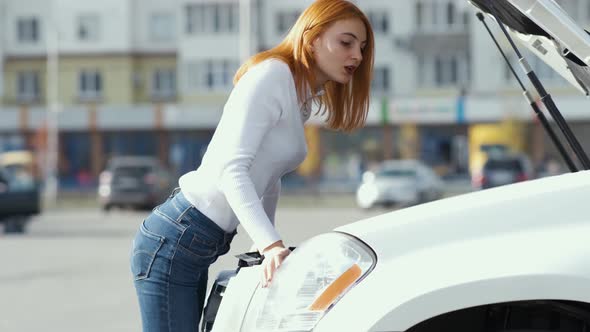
[260,244,291,288]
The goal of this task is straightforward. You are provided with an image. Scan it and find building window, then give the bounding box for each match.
[276,11,300,35]
[150,12,175,42]
[152,69,176,99]
[205,60,236,90]
[78,14,100,41]
[16,71,40,102]
[463,11,470,26]
[417,55,426,85]
[372,66,391,93]
[446,2,455,26]
[419,54,469,87]
[416,1,423,28]
[435,56,457,85]
[434,54,468,86]
[416,0,467,31]
[185,60,238,91]
[16,17,39,43]
[186,3,238,34]
[367,11,389,34]
[78,70,102,100]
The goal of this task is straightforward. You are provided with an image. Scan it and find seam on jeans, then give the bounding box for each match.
[166,266,172,332]
[167,222,187,278]
[175,205,193,224]
[139,219,165,242]
[167,225,185,332]
[153,208,186,232]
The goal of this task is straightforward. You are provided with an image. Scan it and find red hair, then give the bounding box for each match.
[234,0,374,132]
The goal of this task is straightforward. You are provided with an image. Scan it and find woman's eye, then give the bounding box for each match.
[341,41,352,47]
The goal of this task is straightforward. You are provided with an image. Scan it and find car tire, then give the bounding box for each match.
[102,204,113,212]
[417,192,428,204]
[407,301,589,332]
[4,217,27,234]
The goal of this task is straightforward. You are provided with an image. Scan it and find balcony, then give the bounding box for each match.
[400,27,470,54]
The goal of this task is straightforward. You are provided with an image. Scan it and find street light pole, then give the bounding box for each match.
[45,0,59,206]
[239,0,252,63]
[0,0,5,102]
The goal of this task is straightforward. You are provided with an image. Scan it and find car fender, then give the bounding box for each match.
[211,266,261,332]
[314,221,590,331]
[315,172,590,331]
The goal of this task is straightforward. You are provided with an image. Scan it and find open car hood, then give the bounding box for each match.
[470,0,590,95]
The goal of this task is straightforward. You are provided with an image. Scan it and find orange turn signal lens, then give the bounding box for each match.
[308,264,362,311]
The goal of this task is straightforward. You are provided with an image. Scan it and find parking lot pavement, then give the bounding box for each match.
[0,180,474,332]
[0,205,383,332]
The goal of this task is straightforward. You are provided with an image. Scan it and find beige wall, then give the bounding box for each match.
[58,55,134,105]
[2,58,47,106]
[2,54,178,107]
[180,92,229,105]
[133,55,177,103]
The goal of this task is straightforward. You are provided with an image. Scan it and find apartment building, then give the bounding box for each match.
[1,0,590,187]
[0,0,182,184]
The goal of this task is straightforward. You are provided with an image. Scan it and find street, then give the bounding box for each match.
[0,202,384,332]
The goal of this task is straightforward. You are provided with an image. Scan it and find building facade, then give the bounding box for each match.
[1,0,590,189]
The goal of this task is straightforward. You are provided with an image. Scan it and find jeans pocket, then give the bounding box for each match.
[131,220,165,281]
[187,234,217,259]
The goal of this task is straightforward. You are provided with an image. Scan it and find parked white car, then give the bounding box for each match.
[204,1,590,331]
[356,159,443,209]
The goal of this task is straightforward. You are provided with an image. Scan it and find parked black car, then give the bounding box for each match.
[98,156,174,211]
[473,153,535,190]
[0,165,41,233]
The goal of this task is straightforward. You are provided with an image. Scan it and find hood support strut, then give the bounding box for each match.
[480,0,590,171]
[475,12,577,172]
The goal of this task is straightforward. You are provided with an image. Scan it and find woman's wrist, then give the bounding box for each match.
[261,240,285,254]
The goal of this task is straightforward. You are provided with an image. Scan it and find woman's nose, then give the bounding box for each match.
[352,47,363,63]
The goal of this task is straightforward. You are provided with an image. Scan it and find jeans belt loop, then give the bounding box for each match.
[169,187,181,199]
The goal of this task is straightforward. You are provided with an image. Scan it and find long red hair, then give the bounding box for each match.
[234,0,374,132]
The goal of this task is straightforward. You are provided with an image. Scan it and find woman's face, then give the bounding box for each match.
[311,18,367,88]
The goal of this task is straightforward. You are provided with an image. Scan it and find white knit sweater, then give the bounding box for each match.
[179,59,316,251]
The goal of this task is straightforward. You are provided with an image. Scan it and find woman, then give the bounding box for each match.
[130,0,374,330]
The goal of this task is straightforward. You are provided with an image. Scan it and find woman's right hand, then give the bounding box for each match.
[260,241,291,288]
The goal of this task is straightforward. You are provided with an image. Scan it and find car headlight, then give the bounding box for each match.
[241,232,376,331]
[358,183,379,200]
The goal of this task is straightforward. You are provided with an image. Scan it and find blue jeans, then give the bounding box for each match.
[130,189,236,332]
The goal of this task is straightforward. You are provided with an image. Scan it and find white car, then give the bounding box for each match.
[356,159,443,209]
[211,172,590,332]
[204,1,590,331]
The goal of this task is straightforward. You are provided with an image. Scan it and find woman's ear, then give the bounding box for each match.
[304,30,316,53]
[310,36,321,54]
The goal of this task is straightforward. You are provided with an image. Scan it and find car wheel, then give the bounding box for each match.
[407,301,589,332]
[383,202,395,209]
[4,217,27,234]
[417,192,428,204]
[102,204,113,212]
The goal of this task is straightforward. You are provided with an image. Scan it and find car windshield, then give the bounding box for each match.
[376,168,416,178]
[0,165,35,189]
[112,166,153,179]
[484,159,523,172]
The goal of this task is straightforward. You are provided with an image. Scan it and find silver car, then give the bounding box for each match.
[98,156,174,211]
[356,159,443,209]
